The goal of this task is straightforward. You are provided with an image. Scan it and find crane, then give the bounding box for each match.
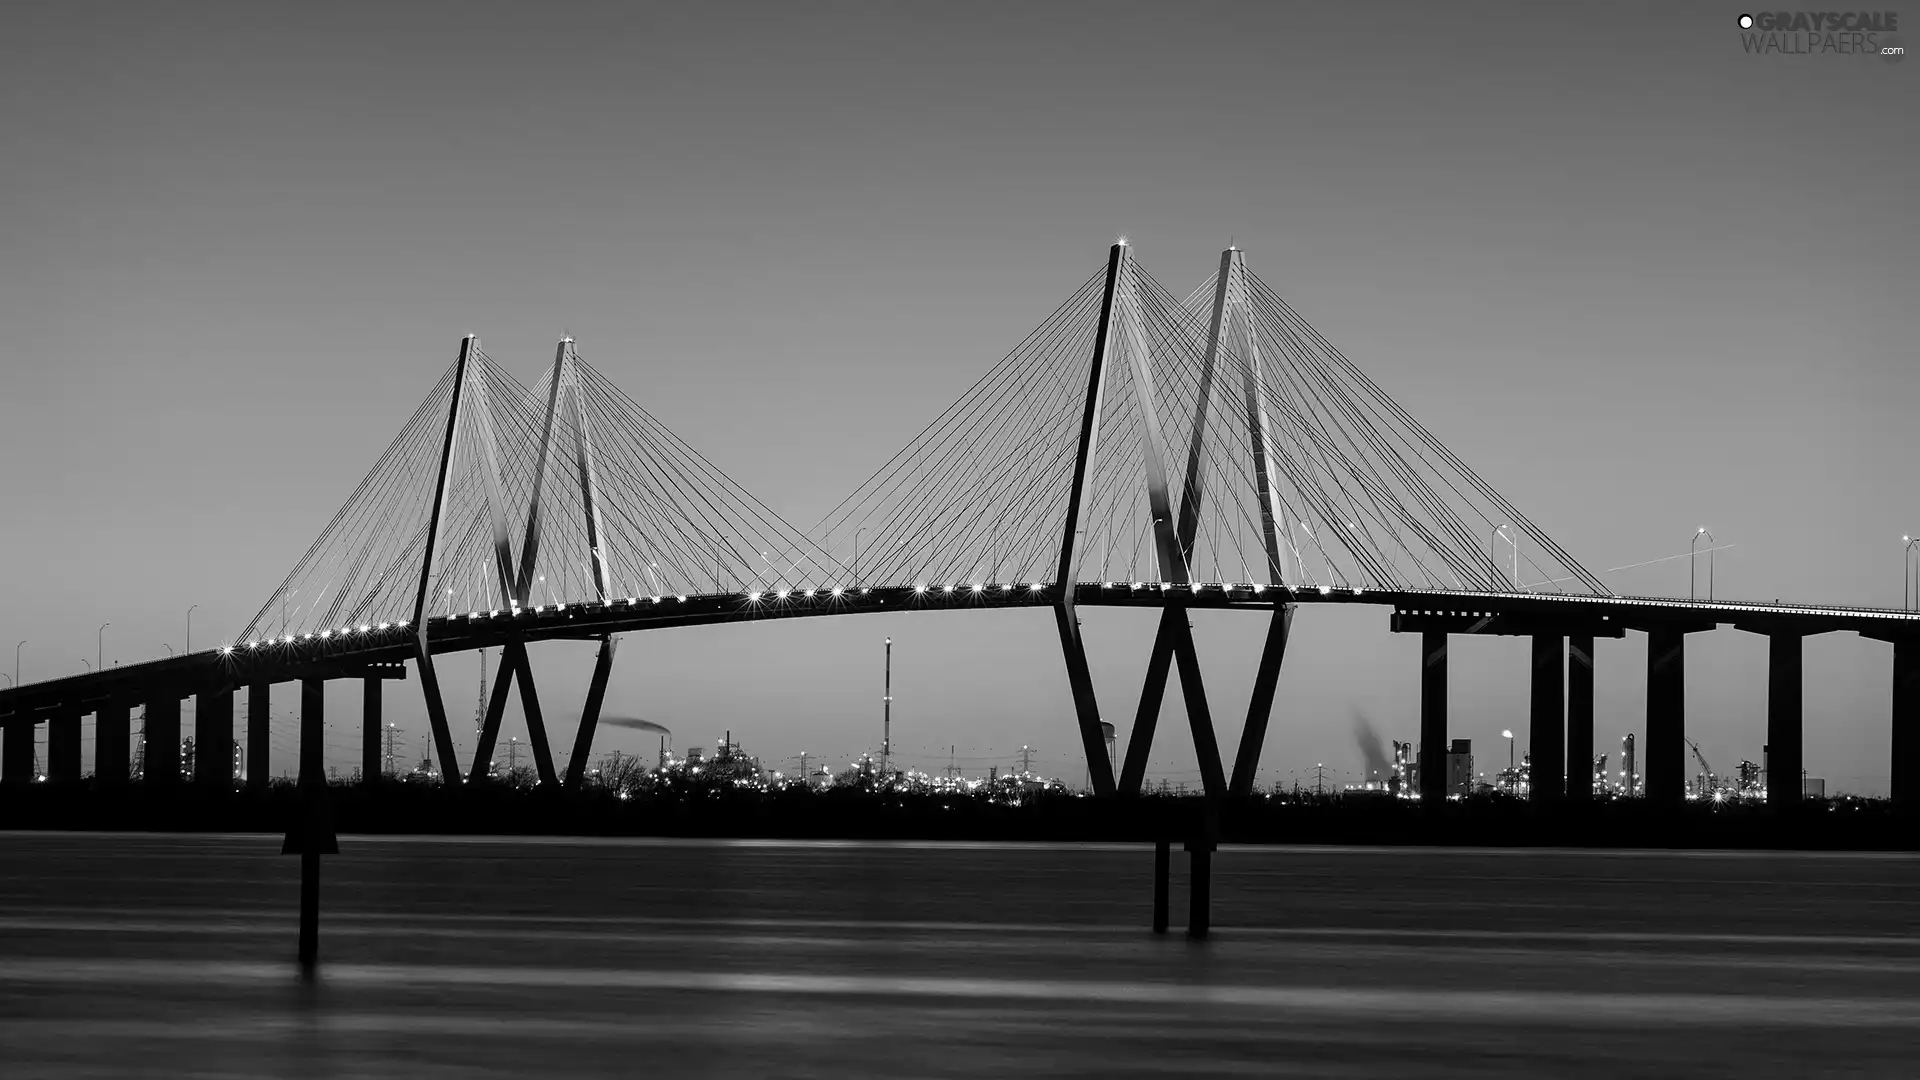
[1684,737,1717,797]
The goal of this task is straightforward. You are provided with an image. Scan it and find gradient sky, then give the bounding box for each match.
[2,2,1914,791]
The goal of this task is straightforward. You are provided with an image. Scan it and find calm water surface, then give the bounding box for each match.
[1,833,1917,1077]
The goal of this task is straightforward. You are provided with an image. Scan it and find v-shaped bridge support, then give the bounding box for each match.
[415,336,622,787]
[1112,249,1298,799]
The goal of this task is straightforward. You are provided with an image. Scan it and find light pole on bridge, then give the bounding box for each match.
[1690,528,1715,601]
[97,623,109,672]
[14,641,23,690]
[1904,536,1919,612]
[186,604,198,654]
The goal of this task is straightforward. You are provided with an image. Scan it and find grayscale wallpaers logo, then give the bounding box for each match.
[1737,10,1905,60]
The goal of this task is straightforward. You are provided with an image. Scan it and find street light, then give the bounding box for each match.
[80,658,91,672]
[1502,728,1515,780]
[1690,527,1715,601]
[97,623,110,671]
[162,644,174,658]
[14,641,23,690]
[186,604,198,654]
[1904,536,1919,612]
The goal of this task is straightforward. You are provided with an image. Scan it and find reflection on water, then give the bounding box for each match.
[2,834,1918,1077]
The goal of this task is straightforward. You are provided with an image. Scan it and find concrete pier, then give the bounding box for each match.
[247,684,270,790]
[1420,631,1448,804]
[300,678,324,788]
[1645,629,1686,804]
[96,702,129,783]
[48,705,81,783]
[361,677,381,785]
[194,688,233,787]
[145,695,181,785]
[1567,635,1594,800]
[1530,634,1564,803]
[1767,634,1803,809]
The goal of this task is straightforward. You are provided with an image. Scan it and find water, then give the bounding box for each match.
[2,833,1918,1077]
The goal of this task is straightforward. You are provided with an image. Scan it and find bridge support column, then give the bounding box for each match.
[1567,636,1594,801]
[1229,605,1293,800]
[361,677,381,785]
[300,678,324,789]
[1052,602,1117,797]
[510,643,558,788]
[195,688,233,788]
[1530,634,1564,803]
[1419,631,1448,804]
[567,635,616,788]
[1767,634,1803,810]
[1645,629,1686,805]
[247,684,270,789]
[145,695,181,785]
[49,705,81,783]
[1892,640,1919,810]
[1,718,31,784]
[1119,613,1177,797]
[96,702,129,784]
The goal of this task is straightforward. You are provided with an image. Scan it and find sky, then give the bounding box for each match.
[2,1,1915,791]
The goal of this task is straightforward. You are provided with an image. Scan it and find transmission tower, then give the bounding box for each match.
[382,722,400,778]
[1018,745,1034,776]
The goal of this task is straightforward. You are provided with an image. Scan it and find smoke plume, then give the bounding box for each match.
[600,716,672,737]
[1353,710,1392,783]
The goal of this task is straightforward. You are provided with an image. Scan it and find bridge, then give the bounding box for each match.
[4,243,1917,814]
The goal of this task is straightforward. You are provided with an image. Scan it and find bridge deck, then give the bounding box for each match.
[4,584,1916,715]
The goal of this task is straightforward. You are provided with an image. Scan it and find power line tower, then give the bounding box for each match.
[382,722,400,779]
[945,745,961,780]
[1018,745,1034,776]
[881,637,893,778]
[474,647,488,749]
[793,751,811,783]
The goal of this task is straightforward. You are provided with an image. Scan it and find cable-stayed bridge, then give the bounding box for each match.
[3,242,1916,810]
